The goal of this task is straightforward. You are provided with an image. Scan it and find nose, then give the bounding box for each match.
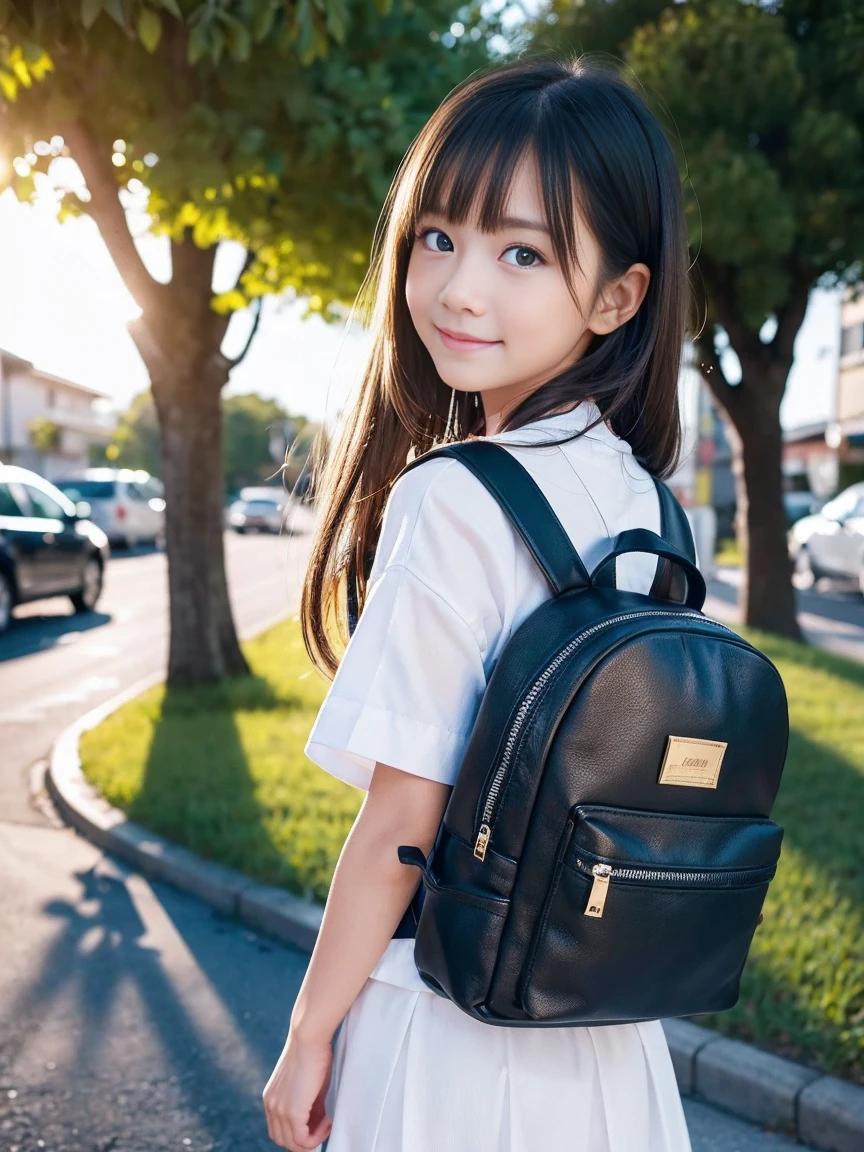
[437,251,487,316]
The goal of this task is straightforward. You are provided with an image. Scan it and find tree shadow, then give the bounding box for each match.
[128,676,298,890]
[6,861,303,1150]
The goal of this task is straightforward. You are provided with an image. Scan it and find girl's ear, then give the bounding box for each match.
[588,263,651,336]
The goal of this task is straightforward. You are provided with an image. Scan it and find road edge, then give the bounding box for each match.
[47,684,864,1152]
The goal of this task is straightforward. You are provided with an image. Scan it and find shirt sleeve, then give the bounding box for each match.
[303,457,510,792]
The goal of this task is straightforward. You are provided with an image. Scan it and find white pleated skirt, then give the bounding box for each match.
[318,977,692,1152]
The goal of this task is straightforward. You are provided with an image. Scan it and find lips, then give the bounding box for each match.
[435,325,500,350]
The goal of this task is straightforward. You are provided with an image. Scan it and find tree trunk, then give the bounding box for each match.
[711,365,802,642]
[153,371,250,686]
[694,261,812,643]
[129,236,251,688]
[60,121,252,688]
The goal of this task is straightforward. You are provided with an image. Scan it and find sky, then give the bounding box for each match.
[0,185,842,435]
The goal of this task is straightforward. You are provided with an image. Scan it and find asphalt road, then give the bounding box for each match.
[0,524,824,1152]
[0,513,317,826]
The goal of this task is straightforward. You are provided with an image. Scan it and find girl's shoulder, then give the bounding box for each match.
[368,453,520,626]
[381,452,517,563]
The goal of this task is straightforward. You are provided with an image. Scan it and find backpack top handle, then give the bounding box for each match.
[590,528,707,610]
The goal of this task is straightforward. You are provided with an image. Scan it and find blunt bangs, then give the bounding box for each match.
[404,84,589,308]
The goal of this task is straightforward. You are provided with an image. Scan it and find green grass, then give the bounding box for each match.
[80,619,363,904]
[80,617,864,1083]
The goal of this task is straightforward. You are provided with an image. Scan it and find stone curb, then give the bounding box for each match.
[47,686,864,1152]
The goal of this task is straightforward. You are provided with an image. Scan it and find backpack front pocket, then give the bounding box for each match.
[518,805,783,1024]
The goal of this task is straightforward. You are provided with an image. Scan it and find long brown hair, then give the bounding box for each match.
[301,53,692,678]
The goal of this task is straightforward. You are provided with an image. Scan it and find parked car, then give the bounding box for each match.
[54,468,166,548]
[783,489,825,528]
[228,490,286,534]
[0,464,110,633]
[788,481,864,594]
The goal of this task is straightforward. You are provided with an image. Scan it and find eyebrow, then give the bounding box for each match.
[418,210,550,236]
[494,215,550,235]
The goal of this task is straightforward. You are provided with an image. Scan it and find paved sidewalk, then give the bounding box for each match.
[0,821,309,1151]
[0,821,815,1152]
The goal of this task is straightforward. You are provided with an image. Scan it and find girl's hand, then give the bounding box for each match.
[262,1030,334,1151]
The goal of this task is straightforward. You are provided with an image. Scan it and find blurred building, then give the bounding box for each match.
[0,348,114,480]
[782,421,838,499]
[835,287,864,481]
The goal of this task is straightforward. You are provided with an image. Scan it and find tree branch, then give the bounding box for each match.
[700,259,769,370]
[61,118,163,313]
[229,296,264,369]
[690,262,741,409]
[171,230,218,297]
[772,264,813,369]
[693,333,731,391]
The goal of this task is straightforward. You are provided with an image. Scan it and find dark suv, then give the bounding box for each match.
[0,464,110,634]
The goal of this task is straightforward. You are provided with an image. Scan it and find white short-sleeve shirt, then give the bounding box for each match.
[303,399,663,991]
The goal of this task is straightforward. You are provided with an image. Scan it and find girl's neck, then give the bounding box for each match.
[483,398,590,438]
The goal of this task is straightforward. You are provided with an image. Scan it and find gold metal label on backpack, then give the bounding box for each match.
[658,736,727,789]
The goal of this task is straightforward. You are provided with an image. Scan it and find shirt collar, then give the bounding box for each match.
[487,400,633,455]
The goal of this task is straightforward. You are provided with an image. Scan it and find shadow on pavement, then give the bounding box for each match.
[4,860,299,1150]
[0,610,113,663]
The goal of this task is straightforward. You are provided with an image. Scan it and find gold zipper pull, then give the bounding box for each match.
[584,864,612,917]
[474,823,491,861]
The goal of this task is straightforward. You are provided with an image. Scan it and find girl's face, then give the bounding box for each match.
[405,155,648,433]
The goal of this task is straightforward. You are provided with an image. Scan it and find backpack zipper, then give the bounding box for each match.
[473,608,737,861]
[577,856,776,919]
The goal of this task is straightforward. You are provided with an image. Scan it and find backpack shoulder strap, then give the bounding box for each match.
[348,444,700,633]
[654,479,696,561]
[396,440,591,597]
[650,480,696,602]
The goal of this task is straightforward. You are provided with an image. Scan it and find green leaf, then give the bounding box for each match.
[154,0,182,17]
[372,0,392,15]
[220,14,252,62]
[81,0,104,30]
[325,0,349,43]
[253,1,278,43]
[137,6,163,52]
[188,21,210,64]
[212,289,248,314]
[295,0,315,62]
[103,0,128,27]
[0,68,17,101]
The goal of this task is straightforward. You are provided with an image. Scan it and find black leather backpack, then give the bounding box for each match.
[350,438,789,1028]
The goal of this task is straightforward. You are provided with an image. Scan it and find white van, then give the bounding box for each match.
[55,468,166,549]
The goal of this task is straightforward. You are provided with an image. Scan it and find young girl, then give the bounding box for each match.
[263,54,694,1152]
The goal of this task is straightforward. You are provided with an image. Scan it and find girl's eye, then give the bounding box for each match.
[414,228,545,268]
[501,245,544,269]
[417,228,453,253]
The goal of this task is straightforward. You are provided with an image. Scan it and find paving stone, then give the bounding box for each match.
[110,823,253,915]
[662,1018,720,1094]
[238,885,322,953]
[695,1036,820,1128]
[798,1074,864,1152]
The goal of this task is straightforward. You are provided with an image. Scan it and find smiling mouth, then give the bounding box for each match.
[435,326,501,350]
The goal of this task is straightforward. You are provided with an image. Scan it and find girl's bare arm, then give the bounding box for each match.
[289,762,450,1043]
[263,764,450,1148]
